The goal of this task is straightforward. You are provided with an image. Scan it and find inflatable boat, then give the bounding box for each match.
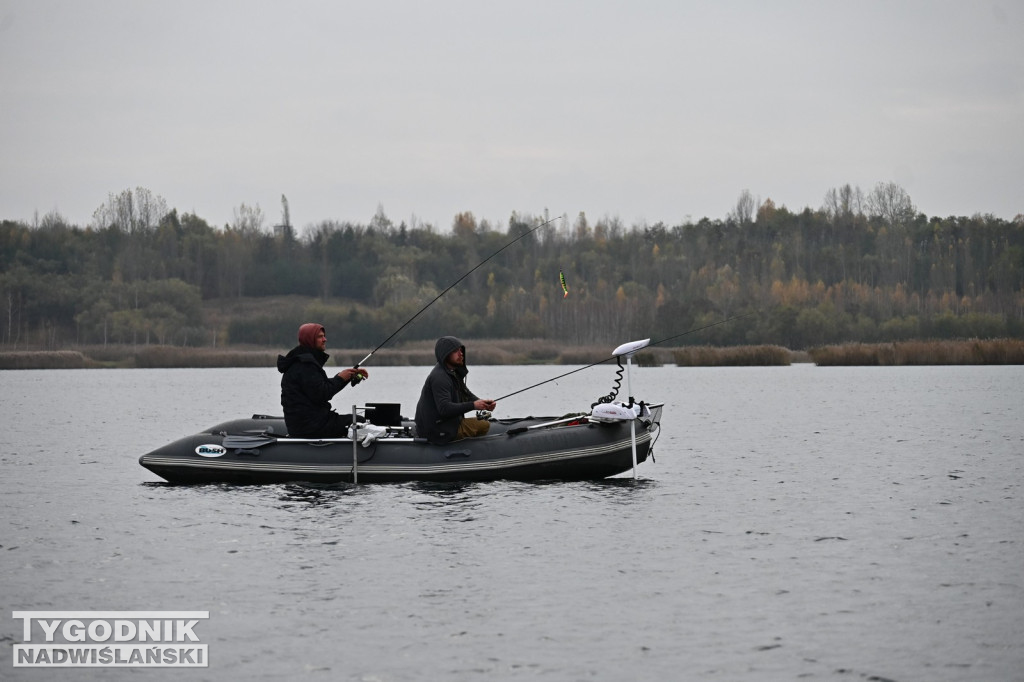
[139,338,664,484]
[138,400,662,484]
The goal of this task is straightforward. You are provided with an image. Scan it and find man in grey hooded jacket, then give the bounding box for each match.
[414,336,497,444]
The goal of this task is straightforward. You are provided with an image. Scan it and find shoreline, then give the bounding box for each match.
[1,339,1021,369]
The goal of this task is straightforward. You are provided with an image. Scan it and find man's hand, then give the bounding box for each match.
[473,399,496,411]
[339,367,369,384]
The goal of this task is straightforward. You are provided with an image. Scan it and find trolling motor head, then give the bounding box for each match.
[612,338,650,358]
[593,338,651,407]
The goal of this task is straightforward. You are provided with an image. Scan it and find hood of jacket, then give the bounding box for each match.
[434,336,465,364]
[434,335,468,378]
[297,323,325,349]
[277,344,329,374]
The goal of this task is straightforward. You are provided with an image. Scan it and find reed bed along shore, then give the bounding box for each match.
[0,350,95,370]
[807,338,1024,366]
[670,345,793,367]
[2,339,1022,370]
[0,340,586,370]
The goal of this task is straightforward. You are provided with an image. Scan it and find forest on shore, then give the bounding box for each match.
[2,183,1023,356]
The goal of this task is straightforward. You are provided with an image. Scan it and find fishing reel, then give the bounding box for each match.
[348,367,367,386]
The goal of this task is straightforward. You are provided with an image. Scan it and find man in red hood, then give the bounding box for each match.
[277,323,368,438]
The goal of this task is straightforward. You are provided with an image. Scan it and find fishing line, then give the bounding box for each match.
[646,310,757,347]
[350,215,562,377]
[493,311,758,401]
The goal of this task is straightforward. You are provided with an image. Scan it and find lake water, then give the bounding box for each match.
[1,363,1022,681]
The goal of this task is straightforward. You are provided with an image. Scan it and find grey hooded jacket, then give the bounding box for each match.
[414,336,480,444]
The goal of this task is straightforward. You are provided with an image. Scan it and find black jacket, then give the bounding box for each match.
[277,345,350,438]
[414,336,479,444]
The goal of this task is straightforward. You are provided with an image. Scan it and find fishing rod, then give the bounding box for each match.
[493,310,758,401]
[349,214,562,380]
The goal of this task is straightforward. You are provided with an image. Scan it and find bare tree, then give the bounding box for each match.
[730,189,757,225]
[823,184,865,220]
[92,187,168,234]
[91,187,170,283]
[867,181,916,226]
[842,184,865,216]
[39,209,70,231]
[232,202,265,236]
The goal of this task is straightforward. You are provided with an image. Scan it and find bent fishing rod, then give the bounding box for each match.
[493,310,758,401]
[349,214,562,382]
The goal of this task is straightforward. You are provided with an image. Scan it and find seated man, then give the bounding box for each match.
[277,323,368,438]
[415,336,497,445]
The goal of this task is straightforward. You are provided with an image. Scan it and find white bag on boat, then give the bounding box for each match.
[349,424,389,447]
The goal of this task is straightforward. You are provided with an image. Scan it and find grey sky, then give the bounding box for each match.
[1,0,1021,233]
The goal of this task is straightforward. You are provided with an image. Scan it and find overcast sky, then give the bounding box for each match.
[1,0,1021,234]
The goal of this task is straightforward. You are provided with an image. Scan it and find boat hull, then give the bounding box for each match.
[139,405,662,484]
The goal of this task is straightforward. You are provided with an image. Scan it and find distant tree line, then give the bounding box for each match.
[2,184,1022,350]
